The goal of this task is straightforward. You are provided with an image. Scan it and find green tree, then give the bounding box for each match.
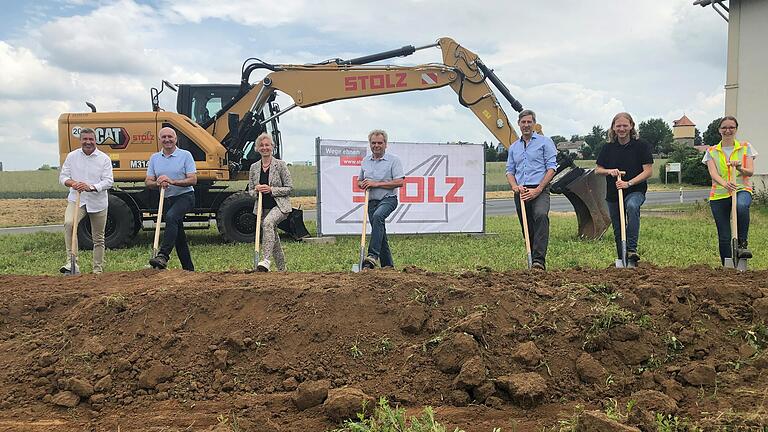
[498,148,508,162]
[550,134,567,144]
[582,125,607,160]
[658,143,709,185]
[638,118,674,154]
[702,118,721,147]
[694,128,702,146]
[483,142,497,162]
[37,164,52,171]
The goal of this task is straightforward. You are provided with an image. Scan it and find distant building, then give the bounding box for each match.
[672,114,696,147]
[556,140,585,158]
[291,161,313,166]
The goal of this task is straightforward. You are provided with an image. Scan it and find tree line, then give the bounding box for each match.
[484,117,725,162]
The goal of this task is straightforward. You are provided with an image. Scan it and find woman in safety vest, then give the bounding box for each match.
[702,116,758,265]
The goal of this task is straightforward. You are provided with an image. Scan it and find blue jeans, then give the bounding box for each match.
[367,196,398,267]
[160,191,195,271]
[607,191,646,259]
[710,191,751,263]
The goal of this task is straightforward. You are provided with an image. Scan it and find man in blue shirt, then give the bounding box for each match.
[506,110,558,270]
[146,127,197,270]
[358,129,405,269]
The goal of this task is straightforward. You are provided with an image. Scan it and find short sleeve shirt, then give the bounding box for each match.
[147,147,197,197]
[359,153,405,201]
[596,138,653,202]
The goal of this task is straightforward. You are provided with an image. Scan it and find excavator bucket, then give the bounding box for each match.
[550,158,611,240]
[277,208,311,240]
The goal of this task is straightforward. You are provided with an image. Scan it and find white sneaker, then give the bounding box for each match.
[257,259,271,272]
[59,262,80,274]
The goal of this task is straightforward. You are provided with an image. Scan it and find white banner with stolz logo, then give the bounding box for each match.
[316,139,485,235]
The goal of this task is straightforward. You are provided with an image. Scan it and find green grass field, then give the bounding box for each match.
[0,159,695,199]
[2,207,765,275]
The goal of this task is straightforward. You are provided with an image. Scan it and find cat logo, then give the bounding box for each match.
[94,127,130,149]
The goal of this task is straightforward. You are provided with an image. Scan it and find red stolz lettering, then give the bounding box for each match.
[344,76,356,91]
[344,73,409,92]
[400,177,424,203]
[352,176,365,203]
[445,177,464,203]
[396,73,407,88]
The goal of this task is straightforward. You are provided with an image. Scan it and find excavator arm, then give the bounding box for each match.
[205,37,525,169]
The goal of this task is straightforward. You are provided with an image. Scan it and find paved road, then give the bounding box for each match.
[486,189,710,216]
[0,189,709,236]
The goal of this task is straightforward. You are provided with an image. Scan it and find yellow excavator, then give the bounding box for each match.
[58,37,609,248]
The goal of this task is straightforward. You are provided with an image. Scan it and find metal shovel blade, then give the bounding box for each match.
[351,263,360,273]
[736,258,748,272]
[725,257,748,272]
[615,241,628,268]
[65,255,79,276]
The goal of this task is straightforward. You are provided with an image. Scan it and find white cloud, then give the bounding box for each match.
[0,0,730,170]
[0,42,72,100]
[35,0,163,74]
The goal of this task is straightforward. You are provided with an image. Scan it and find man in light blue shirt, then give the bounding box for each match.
[358,129,405,269]
[146,127,197,270]
[506,110,558,270]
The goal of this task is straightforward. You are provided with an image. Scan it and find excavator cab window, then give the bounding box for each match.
[177,85,240,126]
[160,124,206,162]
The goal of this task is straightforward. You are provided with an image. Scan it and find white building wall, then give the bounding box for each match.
[727,0,768,186]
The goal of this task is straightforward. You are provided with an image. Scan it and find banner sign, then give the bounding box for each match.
[316,139,485,235]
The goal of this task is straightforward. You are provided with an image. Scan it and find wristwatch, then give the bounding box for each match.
[627,180,633,187]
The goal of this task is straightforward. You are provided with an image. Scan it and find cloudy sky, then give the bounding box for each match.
[0,0,727,170]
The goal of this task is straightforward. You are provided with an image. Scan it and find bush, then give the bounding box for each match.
[657,144,710,186]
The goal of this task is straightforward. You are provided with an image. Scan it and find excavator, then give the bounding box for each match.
[58,37,609,249]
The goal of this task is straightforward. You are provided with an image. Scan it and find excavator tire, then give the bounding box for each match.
[216,191,257,243]
[77,195,138,249]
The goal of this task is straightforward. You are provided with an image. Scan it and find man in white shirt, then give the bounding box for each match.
[59,128,114,274]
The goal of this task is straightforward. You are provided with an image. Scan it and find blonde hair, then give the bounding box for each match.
[607,112,638,142]
[256,132,273,147]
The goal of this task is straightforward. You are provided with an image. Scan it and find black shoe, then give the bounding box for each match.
[362,255,379,270]
[627,251,640,263]
[531,262,546,271]
[149,254,168,269]
[737,241,752,259]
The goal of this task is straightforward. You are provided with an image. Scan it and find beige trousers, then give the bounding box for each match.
[64,202,108,273]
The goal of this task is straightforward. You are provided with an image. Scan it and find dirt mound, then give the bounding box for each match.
[0,266,767,431]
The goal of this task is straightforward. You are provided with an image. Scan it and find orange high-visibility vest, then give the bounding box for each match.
[707,139,753,201]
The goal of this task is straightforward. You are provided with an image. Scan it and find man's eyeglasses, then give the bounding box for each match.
[719,126,737,130]
[370,141,385,144]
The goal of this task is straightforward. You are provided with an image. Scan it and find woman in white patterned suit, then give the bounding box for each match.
[248,133,294,271]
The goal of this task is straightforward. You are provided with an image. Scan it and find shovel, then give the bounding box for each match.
[352,189,370,272]
[66,191,81,276]
[151,186,166,261]
[614,172,635,269]
[519,190,533,269]
[254,191,264,271]
[724,165,747,271]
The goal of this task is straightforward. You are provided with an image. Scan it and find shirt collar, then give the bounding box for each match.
[161,147,180,158]
[79,148,101,157]
[516,133,539,146]
[367,152,389,161]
